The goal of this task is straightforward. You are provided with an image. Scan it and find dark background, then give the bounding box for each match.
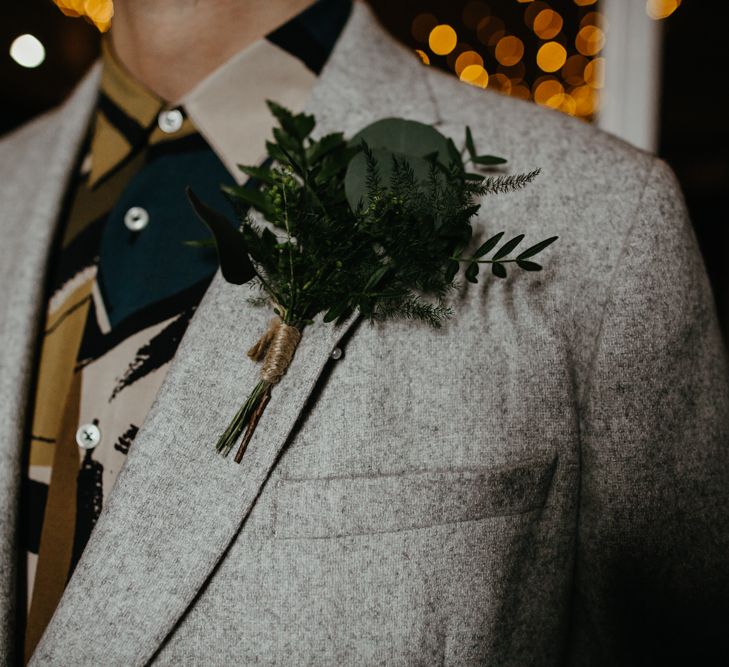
[2,0,727,341]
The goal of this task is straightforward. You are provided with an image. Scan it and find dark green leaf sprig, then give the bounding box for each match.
[187,101,558,461]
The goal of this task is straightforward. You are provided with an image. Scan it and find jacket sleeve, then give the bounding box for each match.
[567,157,729,665]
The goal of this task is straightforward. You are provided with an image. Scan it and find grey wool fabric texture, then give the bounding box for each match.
[2,3,729,665]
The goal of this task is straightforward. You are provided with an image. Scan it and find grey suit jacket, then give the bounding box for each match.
[2,3,728,665]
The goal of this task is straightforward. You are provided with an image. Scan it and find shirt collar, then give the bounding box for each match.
[88,0,352,187]
[87,37,165,187]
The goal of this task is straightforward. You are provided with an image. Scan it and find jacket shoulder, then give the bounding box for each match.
[421,62,655,185]
[417,65,696,387]
[0,61,100,180]
[417,62,685,262]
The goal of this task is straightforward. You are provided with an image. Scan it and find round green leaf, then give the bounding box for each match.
[348,118,452,165]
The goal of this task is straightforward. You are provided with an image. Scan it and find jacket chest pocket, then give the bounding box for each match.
[269,454,558,539]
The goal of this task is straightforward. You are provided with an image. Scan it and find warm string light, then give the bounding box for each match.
[410,0,619,121]
[53,0,114,32]
[646,0,681,20]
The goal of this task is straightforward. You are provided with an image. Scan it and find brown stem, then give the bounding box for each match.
[233,385,272,463]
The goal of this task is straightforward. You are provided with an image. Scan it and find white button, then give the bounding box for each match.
[331,347,343,360]
[76,423,101,450]
[157,108,183,133]
[124,206,149,231]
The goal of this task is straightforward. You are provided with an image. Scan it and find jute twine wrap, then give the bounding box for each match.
[247,314,302,385]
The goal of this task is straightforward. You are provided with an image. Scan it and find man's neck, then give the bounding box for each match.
[109,0,317,103]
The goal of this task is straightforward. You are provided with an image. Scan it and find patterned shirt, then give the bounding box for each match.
[21,0,351,660]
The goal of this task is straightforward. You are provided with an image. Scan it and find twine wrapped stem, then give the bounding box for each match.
[247,315,302,384]
[215,314,302,462]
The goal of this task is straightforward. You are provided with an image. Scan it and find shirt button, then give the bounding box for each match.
[76,423,101,450]
[331,346,343,360]
[157,108,184,133]
[124,206,149,231]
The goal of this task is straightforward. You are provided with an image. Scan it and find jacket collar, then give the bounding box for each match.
[16,2,438,663]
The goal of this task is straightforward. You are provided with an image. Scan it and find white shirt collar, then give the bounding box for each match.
[178,38,319,184]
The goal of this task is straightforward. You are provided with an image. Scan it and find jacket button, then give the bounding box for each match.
[76,423,101,450]
[331,347,343,360]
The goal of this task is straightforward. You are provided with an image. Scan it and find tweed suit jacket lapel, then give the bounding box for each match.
[0,61,101,657]
[27,3,440,664]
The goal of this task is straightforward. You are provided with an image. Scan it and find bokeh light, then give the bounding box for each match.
[580,11,607,30]
[572,85,600,115]
[411,13,438,43]
[532,9,564,40]
[410,0,609,120]
[575,25,605,56]
[9,34,46,69]
[455,50,484,76]
[495,36,524,67]
[537,42,567,73]
[524,2,550,30]
[460,64,490,88]
[553,93,575,115]
[533,77,564,107]
[646,0,681,20]
[476,15,506,47]
[429,24,458,56]
[462,1,490,30]
[562,54,588,86]
[584,57,605,88]
[498,61,526,83]
[510,83,532,100]
[489,72,512,94]
[414,49,430,65]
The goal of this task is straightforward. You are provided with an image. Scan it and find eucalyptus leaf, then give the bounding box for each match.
[348,118,452,166]
[472,232,504,258]
[186,187,256,285]
[364,264,391,291]
[516,259,542,271]
[465,126,476,159]
[516,235,559,260]
[493,234,525,260]
[492,262,507,278]
[472,155,508,166]
[465,261,480,283]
